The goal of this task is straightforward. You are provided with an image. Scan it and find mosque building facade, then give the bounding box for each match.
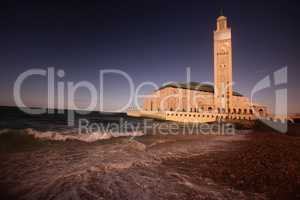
[129,15,267,122]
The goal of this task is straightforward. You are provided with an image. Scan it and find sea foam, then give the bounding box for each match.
[24,128,144,142]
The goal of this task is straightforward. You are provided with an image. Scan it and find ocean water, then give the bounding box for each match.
[0,106,240,144]
[0,106,278,200]
[0,106,148,142]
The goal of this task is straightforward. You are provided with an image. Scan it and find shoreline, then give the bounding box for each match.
[0,128,299,199]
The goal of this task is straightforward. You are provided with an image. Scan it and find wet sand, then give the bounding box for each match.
[0,131,300,200]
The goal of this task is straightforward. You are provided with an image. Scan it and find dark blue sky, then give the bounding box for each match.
[0,0,298,112]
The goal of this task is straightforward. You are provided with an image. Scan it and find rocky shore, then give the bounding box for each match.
[162,132,300,200]
[0,125,300,200]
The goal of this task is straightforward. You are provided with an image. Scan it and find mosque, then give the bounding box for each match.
[128,15,267,123]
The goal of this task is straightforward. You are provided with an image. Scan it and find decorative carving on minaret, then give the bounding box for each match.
[213,15,233,113]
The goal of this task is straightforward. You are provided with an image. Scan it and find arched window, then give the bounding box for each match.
[259,109,264,116]
[238,109,242,114]
[233,108,236,114]
[249,109,253,115]
[208,107,212,112]
[244,109,247,114]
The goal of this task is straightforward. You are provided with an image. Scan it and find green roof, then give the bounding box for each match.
[158,82,243,97]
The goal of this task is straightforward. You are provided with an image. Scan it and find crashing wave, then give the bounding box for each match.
[0,128,10,134]
[23,128,144,142]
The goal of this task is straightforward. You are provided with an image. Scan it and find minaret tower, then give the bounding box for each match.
[213,15,233,113]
